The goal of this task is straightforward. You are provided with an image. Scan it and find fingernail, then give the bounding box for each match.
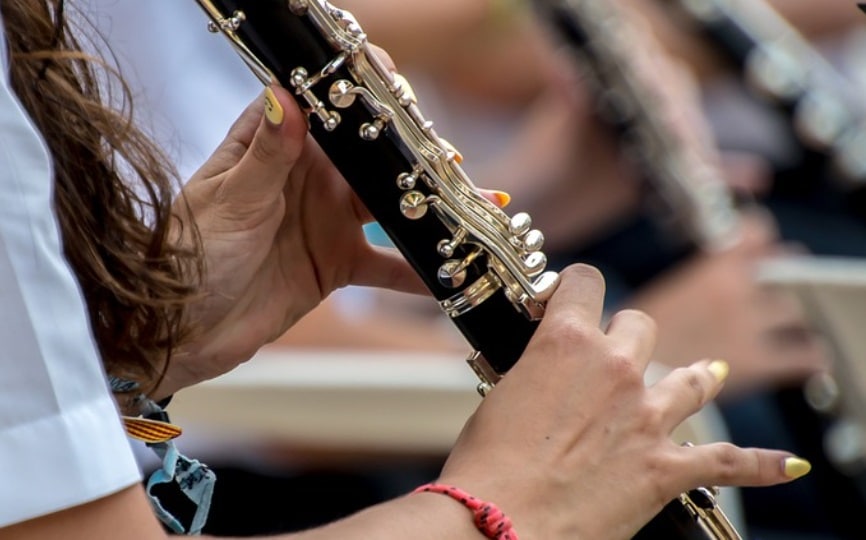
[783,457,812,479]
[264,87,284,126]
[707,359,729,383]
[492,190,511,208]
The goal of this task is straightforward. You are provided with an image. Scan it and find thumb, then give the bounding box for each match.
[217,85,308,208]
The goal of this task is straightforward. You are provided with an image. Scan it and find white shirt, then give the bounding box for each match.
[0,14,141,528]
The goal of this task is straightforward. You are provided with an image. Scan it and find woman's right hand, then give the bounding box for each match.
[438,263,809,539]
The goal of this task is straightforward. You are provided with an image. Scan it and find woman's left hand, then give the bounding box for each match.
[159,85,425,396]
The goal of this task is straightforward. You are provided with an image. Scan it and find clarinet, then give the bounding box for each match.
[192,1,739,537]
[531,0,741,256]
[661,0,866,188]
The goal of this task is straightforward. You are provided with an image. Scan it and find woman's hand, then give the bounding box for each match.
[159,86,426,395]
[158,80,509,397]
[438,263,809,539]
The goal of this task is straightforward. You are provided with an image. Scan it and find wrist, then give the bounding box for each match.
[412,483,519,539]
[405,492,489,540]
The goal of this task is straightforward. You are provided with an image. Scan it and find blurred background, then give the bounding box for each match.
[92,0,866,538]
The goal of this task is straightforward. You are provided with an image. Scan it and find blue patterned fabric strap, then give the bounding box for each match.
[145,438,216,535]
[109,376,216,535]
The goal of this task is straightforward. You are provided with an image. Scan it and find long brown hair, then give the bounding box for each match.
[1,0,203,396]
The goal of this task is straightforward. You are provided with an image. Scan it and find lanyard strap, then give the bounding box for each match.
[109,376,216,535]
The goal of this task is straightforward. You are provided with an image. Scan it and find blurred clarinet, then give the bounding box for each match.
[533,0,742,257]
[662,0,866,188]
[661,1,866,530]
[533,1,744,539]
[193,0,739,538]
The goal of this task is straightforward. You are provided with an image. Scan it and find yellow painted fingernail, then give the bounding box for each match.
[492,190,511,208]
[784,457,812,479]
[264,87,284,126]
[707,359,729,383]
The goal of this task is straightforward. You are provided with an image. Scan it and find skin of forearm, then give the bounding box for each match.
[3,486,490,539]
[214,493,489,540]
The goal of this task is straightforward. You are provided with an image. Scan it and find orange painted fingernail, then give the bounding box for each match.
[264,87,284,126]
[707,359,729,383]
[783,457,812,479]
[492,190,511,208]
[439,138,464,164]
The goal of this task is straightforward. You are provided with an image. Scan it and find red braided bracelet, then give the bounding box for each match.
[413,483,519,540]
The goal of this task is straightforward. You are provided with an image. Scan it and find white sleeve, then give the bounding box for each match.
[0,16,142,528]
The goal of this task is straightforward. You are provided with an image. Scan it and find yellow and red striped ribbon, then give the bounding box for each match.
[122,416,183,443]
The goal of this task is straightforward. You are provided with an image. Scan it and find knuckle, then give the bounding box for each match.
[637,401,666,434]
[671,365,710,409]
[220,139,249,168]
[532,317,599,370]
[684,370,708,406]
[642,451,679,507]
[711,443,741,483]
[250,136,280,165]
[548,317,596,348]
[606,348,640,381]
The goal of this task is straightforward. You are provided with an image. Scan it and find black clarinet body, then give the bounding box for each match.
[193,0,739,537]
[195,0,553,379]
